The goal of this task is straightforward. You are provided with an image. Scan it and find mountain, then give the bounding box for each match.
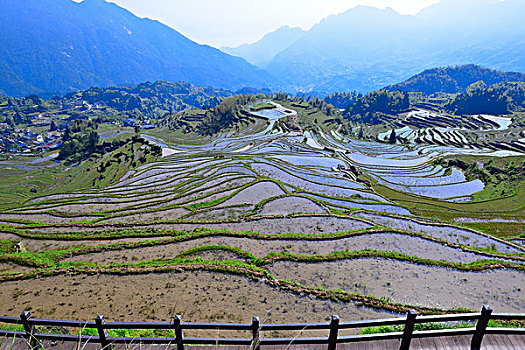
[0,0,271,97]
[221,26,306,67]
[388,65,525,94]
[263,0,525,94]
[265,6,412,93]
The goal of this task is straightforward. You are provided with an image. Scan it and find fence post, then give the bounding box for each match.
[251,316,260,350]
[471,305,492,350]
[327,315,339,350]
[399,310,417,350]
[173,315,184,350]
[95,315,110,350]
[20,311,39,350]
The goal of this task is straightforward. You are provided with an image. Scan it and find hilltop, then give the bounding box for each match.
[387,65,525,94]
[75,81,233,115]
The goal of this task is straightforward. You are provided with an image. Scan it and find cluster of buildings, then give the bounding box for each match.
[0,95,159,155]
[0,129,62,154]
[0,106,63,153]
[61,100,89,111]
[123,118,156,129]
[0,99,94,154]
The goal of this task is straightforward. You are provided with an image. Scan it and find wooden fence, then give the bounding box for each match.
[0,306,524,350]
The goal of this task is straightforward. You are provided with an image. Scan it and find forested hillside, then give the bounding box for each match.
[76,81,233,115]
[325,90,410,124]
[388,65,525,94]
[445,82,525,115]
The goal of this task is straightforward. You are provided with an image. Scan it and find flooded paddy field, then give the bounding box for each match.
[184,206,253,221]
[375,177,485,199]
[1,101,524,322]
[259,196,327,215]
[307,194,411,215]
[98,207,191,223]
[0,212,100,224]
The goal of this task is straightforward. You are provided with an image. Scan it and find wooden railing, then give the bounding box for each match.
[0,306,524,349]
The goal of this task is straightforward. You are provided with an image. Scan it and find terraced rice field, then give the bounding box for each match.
[378,110,525,156]
[0,102,524,324]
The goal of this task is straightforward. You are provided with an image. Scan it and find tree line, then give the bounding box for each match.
[325,90,409,125]
[445,82,525,115]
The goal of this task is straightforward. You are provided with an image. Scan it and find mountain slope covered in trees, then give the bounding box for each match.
[0,0,271,97]
[325,90,410,125]
[76,81,233,115]
[388,65,525,94]
[445,82,525,115]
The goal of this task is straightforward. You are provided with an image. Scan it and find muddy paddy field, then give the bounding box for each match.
[0,271,393,325]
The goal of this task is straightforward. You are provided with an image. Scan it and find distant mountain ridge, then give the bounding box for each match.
[0,0,271,97]
[257,0,525,93]
[221,26,306,67]
[387,65,525,94]
[4,0,525,97]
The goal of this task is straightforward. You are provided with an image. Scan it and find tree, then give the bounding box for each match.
[5,116,14,128]
[49,120,57,131]
[334,89,410,125]
[14,111,28,125]
[197,95,256,135]
[59,139,79,159]
[388,129,397,144]
[86,130,100,152]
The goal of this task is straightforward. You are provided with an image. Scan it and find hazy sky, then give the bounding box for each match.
[81,0,443,47]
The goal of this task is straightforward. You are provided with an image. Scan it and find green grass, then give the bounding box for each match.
[361,319,521,335]
[256,249,525,272]
[249,103,275,112]
[0,138,159,211]
[4,228,520,316]
[176,244,257,262]
[370,178,525,238]
[274,99,337,133]
[463,222,525,238]
[0,240,16,253]
[0,159,96,211]
[2,236,523,281]
[189,197,231,210]
[0,324,172,338]
[3,221,522,261]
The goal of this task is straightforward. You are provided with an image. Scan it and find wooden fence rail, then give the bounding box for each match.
[0,306,524,349]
